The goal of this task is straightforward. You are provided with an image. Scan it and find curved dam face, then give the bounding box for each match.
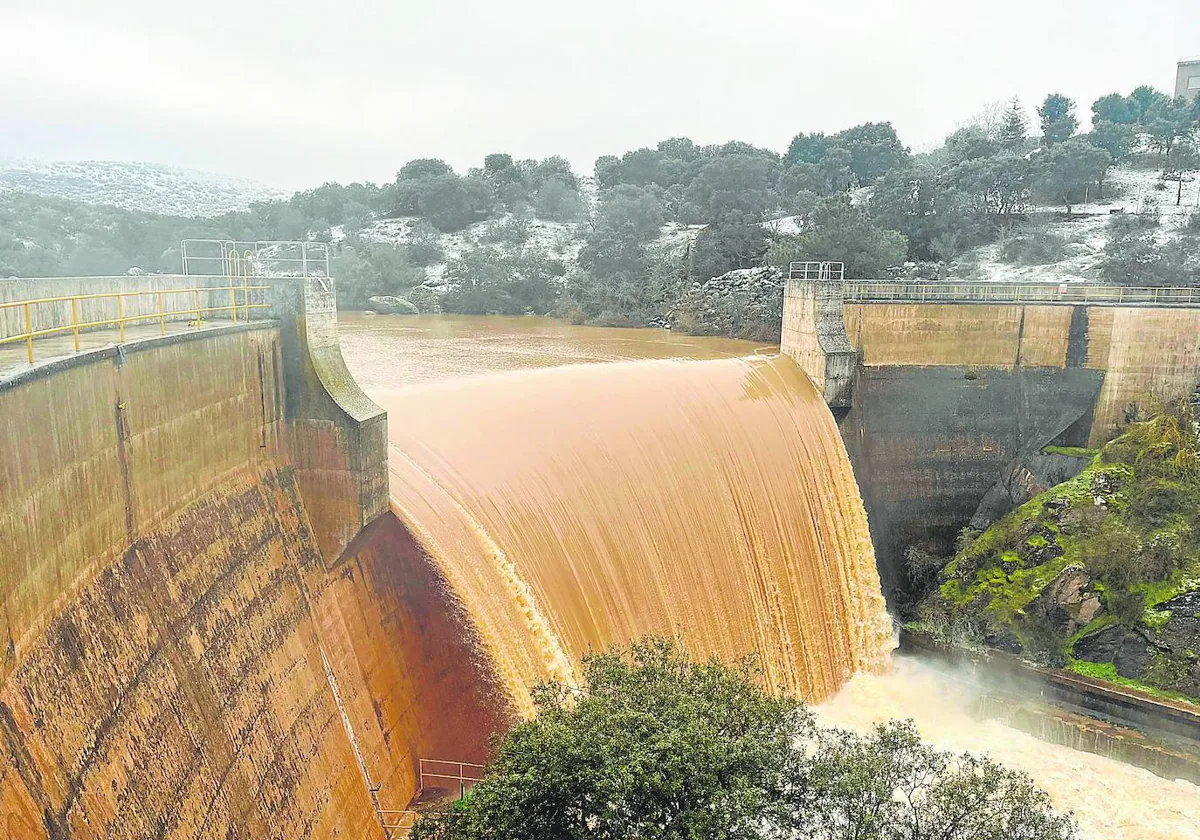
[0,302,505,838]
[376,354,894,715]
[2,288,890,837]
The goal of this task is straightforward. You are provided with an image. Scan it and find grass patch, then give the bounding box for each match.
[1066,659,1199,706]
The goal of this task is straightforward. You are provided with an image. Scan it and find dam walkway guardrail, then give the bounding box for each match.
[0,277,271,366]
[838,280,1200,307]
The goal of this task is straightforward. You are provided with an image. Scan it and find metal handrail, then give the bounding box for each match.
[0,284,271,365]
[379,810,419,839]
[789,261,845,281]
[418,758,485,801]
[840,281,1200,307]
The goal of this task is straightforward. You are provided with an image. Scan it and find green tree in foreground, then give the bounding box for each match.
[412,640,1076,840]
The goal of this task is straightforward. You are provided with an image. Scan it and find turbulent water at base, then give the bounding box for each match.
[818,659,1200,840]
[372,354,894,714]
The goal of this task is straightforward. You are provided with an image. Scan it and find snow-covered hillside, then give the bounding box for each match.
[963,165,1198,284]
[345,213,702,290]
[0,159,287,217]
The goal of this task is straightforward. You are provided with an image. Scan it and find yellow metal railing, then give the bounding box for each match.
[418,758,485,800]
[0,283,271,365]
[379,809,418,839]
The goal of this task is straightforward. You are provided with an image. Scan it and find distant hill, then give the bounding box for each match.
[0,159,287,217]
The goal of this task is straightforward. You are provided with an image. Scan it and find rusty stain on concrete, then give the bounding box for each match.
[1,289,504,838]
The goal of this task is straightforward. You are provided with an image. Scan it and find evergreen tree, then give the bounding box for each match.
[998,97,1028,148]
[1033,139,1112,214]
[1037,93,1078,146]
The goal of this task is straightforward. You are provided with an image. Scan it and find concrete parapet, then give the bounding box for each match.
[781,277,856,407]
[269,277,388,563]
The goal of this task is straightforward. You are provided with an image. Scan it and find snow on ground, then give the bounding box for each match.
[359,214,589,287]
[967,164,1198,284]
[0,159,286,216]
[763,215,802,236]
[653,223,704,254]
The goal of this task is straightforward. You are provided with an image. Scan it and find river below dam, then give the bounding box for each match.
[339,312,1200,840]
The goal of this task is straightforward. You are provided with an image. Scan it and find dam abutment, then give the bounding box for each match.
[267,277,388,564]
[782,279,1200,601]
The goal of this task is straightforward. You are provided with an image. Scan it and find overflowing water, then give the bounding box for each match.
[374,355,893,713]
[341,313,1200,838]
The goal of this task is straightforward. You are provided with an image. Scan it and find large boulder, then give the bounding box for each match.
[1152,590,1200,695]
[367,295,419,315]
[1074,624,1153,679]
[1036,565,1102,635]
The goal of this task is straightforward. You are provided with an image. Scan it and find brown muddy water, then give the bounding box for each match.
[340,313,1200,840]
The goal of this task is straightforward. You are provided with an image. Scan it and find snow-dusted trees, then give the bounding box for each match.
[1033,139,1112,214]
[1037,93,1078,146]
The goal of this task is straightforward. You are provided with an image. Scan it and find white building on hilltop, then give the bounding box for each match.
[1177,58,1200,100]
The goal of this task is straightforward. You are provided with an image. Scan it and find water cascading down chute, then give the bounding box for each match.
[375,354,894,716]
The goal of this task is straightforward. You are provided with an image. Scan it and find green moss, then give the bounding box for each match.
[1143,609,1172,631]
[1066,659,1200,706]
[1135,566,1200,609]
[1042,445,1099,458]
[920,410,1200,699]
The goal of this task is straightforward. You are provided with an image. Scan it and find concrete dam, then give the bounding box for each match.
[782,277,1200,600]
[4,267,1200,838]
[0,272,893,838]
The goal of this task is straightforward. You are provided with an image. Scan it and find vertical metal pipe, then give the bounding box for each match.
[24,302,33,364]
[158,291,166,335]
[72,297,80,351]
[118,294,125,343]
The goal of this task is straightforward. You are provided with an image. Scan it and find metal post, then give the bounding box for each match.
[194,289,201,325]
[302,242,309,278]
[71,297,80,351]
[24,302,33,364]
[243,249,254,321]
[158,291,166,335]
[118,294,125,343]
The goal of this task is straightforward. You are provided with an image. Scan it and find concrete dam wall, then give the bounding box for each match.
[0,285,506,839]
[782,279,1200,599]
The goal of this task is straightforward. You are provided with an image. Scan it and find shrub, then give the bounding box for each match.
[480,214,532,248]
[1080,519,1141,588]
[998,229,1067,265]
[411,639,1077,840]
[407,221,446,267]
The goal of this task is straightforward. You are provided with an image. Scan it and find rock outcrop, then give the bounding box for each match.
[367,294,420,315]
[675,267,784,342]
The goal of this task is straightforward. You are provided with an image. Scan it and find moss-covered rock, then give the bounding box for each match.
[916,407,1200,702]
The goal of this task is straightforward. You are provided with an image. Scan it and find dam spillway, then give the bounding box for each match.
[8,277,1200,838]
[374,354,894,715]
[0,284,894,838]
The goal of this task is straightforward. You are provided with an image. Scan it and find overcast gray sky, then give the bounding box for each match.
[1,0,1197,189]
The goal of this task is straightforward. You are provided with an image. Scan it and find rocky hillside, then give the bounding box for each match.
[0,159,286,216]
[914,406,1200,704]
